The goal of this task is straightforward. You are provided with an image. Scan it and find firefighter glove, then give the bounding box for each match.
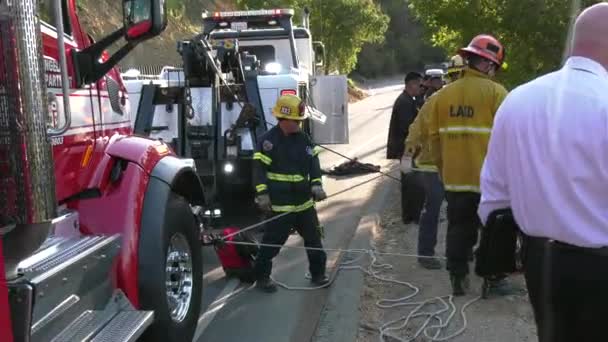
[255,194,272,213]
[400,155,413,174]
[311,185,327,201]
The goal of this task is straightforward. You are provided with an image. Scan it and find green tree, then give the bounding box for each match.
[356,0,446,78]
[236,0,389,74]
[408,0,603,88]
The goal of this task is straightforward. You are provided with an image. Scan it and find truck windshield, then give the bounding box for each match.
[239,45,276,71]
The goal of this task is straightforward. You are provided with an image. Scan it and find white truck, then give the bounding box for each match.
[122,8,349,216]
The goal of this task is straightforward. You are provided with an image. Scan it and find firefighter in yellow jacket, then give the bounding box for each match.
[423,35,517,296]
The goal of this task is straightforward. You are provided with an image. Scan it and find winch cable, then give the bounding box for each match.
[221,171,391,240]
[206,59,481,340]
[223,238,481,341]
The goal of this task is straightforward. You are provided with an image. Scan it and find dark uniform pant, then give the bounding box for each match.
[523,236,608,342]
[414,171,444,256]
[254,207,326,280]
[401,171,425,223]
[445,191,481,275]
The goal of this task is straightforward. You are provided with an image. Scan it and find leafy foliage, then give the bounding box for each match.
[236,0,389,74]
[355,0,447,78]
[408,0,604,88]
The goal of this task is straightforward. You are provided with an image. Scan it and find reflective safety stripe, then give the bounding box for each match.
[412,164,438,172]
[311,178,322,184]
[254,152,272,165]
[313,146,322,156]
[444,184,480,192]
[272,199,315,213]
[267,172,306,182]
[256,184,268,193]
[438,126,492,134]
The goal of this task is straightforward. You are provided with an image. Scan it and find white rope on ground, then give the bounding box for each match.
[225,240,480,341]
[221,172,392,240]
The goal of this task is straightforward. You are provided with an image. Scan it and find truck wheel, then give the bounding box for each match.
[138,193,203,342]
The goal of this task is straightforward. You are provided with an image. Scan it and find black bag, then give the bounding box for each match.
[475,208,522,277]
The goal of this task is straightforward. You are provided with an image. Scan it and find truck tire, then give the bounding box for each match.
[138,192,203,342]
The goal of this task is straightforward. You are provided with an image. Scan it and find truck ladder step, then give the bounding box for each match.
[91,311,154,342]
[19,235,113,276]
[51,309,153,342]
[51,310,115,342]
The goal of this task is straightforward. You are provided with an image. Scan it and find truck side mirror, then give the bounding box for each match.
[313,41,325,67]
[123,0,167,41]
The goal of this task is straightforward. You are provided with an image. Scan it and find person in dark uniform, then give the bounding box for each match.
[387,72,425,224]
[416,75,429,110]
[252,94,329,293]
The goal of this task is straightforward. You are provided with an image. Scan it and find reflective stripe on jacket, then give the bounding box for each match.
[253,126,322,210]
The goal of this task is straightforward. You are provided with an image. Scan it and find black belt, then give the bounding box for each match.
[524,235,608,257]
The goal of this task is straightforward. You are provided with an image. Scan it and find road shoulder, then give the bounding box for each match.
[313,176,393,342]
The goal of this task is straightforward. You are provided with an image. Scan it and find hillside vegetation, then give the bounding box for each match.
[77,0,236,68]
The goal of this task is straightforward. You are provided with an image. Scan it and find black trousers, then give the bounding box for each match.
[445,191,481,276]
[401,171,425,222]
[523,236,608,342]
[253,207,326,280]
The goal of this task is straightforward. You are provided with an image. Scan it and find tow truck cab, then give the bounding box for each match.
[203,9,349,145]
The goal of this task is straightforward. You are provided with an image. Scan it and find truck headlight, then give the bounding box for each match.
[223,162,234,174]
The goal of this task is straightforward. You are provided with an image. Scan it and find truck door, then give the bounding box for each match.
[39,0,101,202]
[309,75,349,144]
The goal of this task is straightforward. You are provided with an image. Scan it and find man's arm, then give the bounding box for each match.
[406,96,436,155]
[405,108,423,156]
[253,140,272,196]
[425,96,442,170]
[492,84,509,117]
[387,95,409,159]
[310,146,323,187]
[478,99,511,225]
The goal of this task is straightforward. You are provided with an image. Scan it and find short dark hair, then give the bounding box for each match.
[405,72,422,84]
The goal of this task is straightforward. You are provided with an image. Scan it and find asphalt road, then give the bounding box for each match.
[195,78,404,342]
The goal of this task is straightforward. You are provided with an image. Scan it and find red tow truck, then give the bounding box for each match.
[1,1,205,341]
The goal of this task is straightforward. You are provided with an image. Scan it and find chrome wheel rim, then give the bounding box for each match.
[165,233,193,323]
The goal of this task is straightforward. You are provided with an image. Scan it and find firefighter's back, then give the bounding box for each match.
[434,69,507,192]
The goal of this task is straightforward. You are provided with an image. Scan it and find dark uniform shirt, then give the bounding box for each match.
[253,126,322,212]
[387,91,418,159]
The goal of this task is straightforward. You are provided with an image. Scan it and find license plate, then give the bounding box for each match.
[230,22,247,31]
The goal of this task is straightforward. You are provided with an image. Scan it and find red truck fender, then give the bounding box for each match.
[70,135,205,341]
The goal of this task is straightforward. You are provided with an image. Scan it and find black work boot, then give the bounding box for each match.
[450,274,469,296]
[418,257,442,270]
[482,277,526,298]
[310,274,331,287]
[255,278,277,293]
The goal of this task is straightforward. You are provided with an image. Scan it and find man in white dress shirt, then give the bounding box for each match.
[478,3,608,341]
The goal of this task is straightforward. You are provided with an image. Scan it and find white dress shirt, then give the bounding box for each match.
[478,56,608,248]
